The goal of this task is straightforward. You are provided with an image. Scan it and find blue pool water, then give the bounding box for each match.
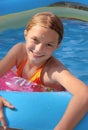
[0,19,88,85]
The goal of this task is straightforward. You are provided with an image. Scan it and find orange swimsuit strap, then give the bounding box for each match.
[17,59,43,85]
[17,59,27,77]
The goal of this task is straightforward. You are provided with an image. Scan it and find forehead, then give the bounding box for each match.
[28,25,59,40]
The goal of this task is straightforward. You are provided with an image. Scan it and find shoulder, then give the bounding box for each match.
[6,42,27,67]
[12,43,26,52]
[9,43,26,59]
[12,43,27,67]
[0,43,27,76]
[45,57,67,72]
[42,57,67,84]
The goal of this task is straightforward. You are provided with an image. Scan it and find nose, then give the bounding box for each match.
[35,43,44,52]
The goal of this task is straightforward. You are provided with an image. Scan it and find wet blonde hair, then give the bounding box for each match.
[25,12,64,44]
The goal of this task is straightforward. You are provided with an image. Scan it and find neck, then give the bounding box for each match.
[26,56,52,70]
[26,59,45,70]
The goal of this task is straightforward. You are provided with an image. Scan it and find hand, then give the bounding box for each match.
[0,96,15,129]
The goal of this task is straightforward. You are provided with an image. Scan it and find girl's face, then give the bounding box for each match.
[24,25,59,64]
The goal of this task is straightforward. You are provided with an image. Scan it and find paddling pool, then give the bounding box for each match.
[0,0,88,130]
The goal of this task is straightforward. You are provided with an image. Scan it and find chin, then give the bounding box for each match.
[30,58,42,64]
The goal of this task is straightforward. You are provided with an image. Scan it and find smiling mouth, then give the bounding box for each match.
[31,50,44,58]
[33,53,44,58]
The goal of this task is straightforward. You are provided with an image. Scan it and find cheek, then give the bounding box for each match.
[46,48,54,56]
[26,39,34,48]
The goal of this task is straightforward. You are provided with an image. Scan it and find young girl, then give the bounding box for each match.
[0,12,88,130]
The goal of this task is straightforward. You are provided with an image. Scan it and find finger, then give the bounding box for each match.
[2,97,15,109]
[0,108,7,129]
[0,97,15,130]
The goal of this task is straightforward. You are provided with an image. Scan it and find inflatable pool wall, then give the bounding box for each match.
[0,0,88,15]
[0,0,88,32]
[0,92,88,130]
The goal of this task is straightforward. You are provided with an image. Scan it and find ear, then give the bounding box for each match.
[24,30,27,39]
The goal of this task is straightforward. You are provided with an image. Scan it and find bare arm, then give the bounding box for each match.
[0,43,26,129]
[0,43,26,76]
[47,59,88,130]
[54,66,88,130]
